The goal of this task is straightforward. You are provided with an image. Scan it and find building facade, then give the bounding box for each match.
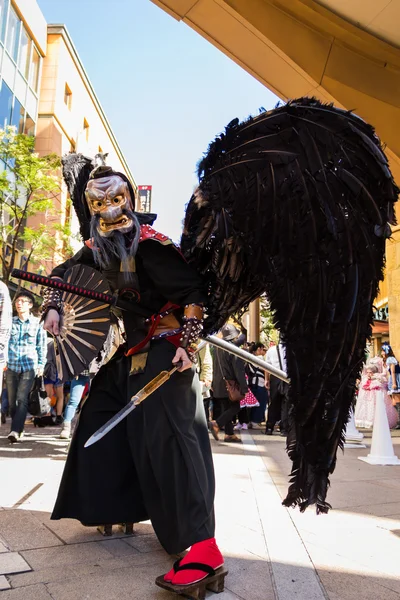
[0,0,45,138]
[34,23,137,265]
[0,0,136,291]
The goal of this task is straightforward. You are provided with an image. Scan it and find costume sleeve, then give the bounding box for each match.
[36,324,47,368]
[199,344,213,382]
[51,245,96,279]
[0,283,12,355]
[139,240,207,306]
[386,357,398,365]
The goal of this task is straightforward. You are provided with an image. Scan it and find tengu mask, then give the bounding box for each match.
[85,174,134,237]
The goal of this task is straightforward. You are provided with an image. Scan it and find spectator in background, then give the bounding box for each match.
[209,324,248,443]
[60,370,90,439]
[265,341,289,436]
[247,342,269,428]
[6,291,47,443]
[0,281,12,425]
[43,338,64,425]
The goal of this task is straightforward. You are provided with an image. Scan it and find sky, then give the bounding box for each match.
[37,0,279,242]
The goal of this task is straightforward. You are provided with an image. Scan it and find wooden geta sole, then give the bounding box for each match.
[155,567,228,600]
[96,522,134,536]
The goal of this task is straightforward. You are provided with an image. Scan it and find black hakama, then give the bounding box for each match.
[51,339,215,554]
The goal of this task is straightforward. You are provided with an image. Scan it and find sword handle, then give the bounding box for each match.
[131,362,183,405]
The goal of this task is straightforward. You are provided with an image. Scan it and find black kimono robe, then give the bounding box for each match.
[51,233,215,555]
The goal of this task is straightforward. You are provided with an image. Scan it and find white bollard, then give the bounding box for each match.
[359,390,400,465]
[344,409,366,449]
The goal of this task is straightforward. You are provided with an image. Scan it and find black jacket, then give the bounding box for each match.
[212,347,248,398]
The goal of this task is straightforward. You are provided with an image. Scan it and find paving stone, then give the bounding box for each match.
[0,575,10,590]
[223,555,274,600]
[38,512,154,544]
[0,510,62,551]
[0,542,9,553]
[99,538,139,557]
[320,569,400,600]
[20,541,113,570]
[0,552,32,575]
[125,533,164,553]
[1,583,53,599]
[46,562,175,600]
[8,550,169,588]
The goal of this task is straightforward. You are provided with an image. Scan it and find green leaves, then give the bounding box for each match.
[0,126,63,282]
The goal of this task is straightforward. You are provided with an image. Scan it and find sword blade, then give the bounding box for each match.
[84,361,184,448]
[84,400,138,447]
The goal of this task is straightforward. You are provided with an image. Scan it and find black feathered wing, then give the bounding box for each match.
[181,98,398,512]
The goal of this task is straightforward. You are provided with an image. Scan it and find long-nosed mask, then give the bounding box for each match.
[85,174,134,237]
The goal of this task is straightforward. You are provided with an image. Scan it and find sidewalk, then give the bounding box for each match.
[0,422,399,599]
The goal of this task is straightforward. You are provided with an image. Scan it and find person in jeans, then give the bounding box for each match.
[6,291,47,443]
[0,280,12,424]
[59,371,90,439]
[209,324,248,443]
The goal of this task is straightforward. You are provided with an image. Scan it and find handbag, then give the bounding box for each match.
[225,379,245,403]
[27,376,52,417]
[216,351,245,402]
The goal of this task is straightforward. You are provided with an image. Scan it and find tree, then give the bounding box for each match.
[0,127,72,284]
[260,295,279,345]
[230,295,279,345]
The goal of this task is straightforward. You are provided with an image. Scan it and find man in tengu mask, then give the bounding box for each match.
[43,154,224,588]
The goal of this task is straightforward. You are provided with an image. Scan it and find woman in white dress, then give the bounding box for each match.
[355,358,398,429]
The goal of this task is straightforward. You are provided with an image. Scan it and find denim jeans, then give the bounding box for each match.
[6,369,35,434]
[64,374,90,423]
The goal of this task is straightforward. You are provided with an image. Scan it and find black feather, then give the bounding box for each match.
[181,96,399,513]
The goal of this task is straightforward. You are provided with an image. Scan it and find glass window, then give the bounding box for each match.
[0,81,13,128]
[0,0,8,43]
[11,98,24,133]
[5,6,20,62]
[18,27,31,79]
[29,47,40,93]
[23,113,34,136]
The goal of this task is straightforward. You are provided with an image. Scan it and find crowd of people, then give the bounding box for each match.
[1,279,399,444]
[0,284,89,443]
[205,324,289,441]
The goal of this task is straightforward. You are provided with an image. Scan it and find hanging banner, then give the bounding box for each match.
[138,185,152,213]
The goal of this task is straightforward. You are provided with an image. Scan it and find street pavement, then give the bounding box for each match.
[0,421,399,599]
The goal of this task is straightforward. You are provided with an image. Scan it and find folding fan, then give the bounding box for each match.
[54,264,111,381]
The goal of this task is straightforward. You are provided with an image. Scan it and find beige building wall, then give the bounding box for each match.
[33,25,136,271]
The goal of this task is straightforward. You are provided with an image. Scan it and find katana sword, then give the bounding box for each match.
[84,359,184,448]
